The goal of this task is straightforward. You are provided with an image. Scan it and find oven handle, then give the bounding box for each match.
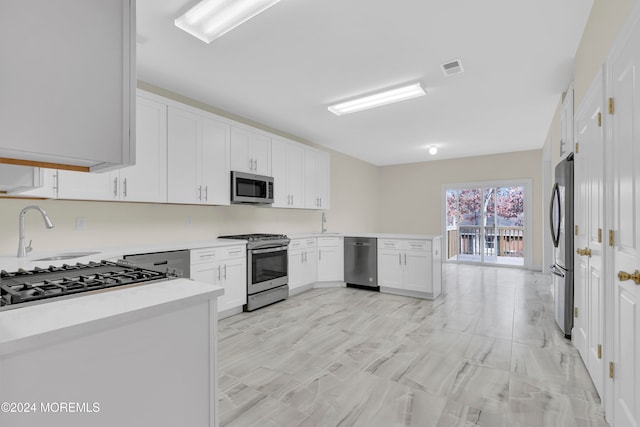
[252,246,287,254]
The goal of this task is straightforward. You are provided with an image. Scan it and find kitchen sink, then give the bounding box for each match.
[33,251,101,261]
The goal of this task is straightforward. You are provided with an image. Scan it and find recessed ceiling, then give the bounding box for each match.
[137,0,594,166]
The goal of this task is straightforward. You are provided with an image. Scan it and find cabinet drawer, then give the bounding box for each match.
[378,239,402,250]
[191,245,245,264]
[221,245,246,259]
[405,240,431,251]
[290,238,317,249]
[317,236,341,247]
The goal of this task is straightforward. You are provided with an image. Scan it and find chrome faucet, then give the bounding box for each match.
[321,212,328,233]
[17,206,55,257]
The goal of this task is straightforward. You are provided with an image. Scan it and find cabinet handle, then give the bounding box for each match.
[123,178,127,198]
[319,249,322,261]
[217,265,221,281]
[204,186,208,202]
[53,172,59,191]
[301,252,305,263]
[291,194,294,205]
[113,177,118,197]
[249,158,253,171]
[198,185,202,201]
[223,264,227,280]
[404,253,407,265]
[398,253,402,264]
[254,159,258,171]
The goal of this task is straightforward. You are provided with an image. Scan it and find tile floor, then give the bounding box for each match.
[217,264,608,427]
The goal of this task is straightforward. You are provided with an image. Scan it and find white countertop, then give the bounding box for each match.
[0,278,223,356]
[288,232,442,240]
[0,239,246,272]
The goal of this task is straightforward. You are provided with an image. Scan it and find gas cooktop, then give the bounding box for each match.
[0,260,170,311]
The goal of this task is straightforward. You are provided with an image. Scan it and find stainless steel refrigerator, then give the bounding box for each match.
[549,153,574,338]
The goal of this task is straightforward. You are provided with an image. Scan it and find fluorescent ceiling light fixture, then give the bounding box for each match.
[175,0,280,43]
[428,146,438,155]
[328,83,426,116]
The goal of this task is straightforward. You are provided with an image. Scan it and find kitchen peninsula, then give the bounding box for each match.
[0,261,223,427]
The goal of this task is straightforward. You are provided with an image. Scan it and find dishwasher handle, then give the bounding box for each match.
[351,242,371,247]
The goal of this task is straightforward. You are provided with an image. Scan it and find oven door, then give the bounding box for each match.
[248,246,288,294]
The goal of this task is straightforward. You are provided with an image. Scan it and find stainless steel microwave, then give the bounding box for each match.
[230,171,274,205]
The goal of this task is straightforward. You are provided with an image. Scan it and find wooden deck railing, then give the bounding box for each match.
[447,226,524,259]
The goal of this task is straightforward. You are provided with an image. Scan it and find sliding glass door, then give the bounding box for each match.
[445,183,526,267]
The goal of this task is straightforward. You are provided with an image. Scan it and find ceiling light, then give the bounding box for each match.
[428,146,438,155]
[175,0,280,43]
[328,83,426,116]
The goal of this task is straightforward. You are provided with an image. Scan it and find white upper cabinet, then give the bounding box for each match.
[230,127,271,176]
[271,138,304,208]
[56,170,113,201]
[52,94,169,203]
[560,85,574,158]
[0,0,135,171]
[114,95,168,203]
[168,105,230,205]
[201,114,231,205]
[304,149,330,209]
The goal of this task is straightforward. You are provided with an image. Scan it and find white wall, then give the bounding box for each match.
[377,150,544,268]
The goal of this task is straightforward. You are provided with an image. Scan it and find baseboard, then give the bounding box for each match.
[380,286,436,300]
[218,305,243,320]
[289,283,315,296]
[314,281,346,289]
[531,264,543,272]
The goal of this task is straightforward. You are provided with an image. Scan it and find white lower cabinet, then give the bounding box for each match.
[378,237,442,299]
[317,236,344,282]
[190,245,246,314]
[288,238,317,290]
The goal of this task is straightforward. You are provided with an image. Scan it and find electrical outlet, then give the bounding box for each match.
[75,217,86,231]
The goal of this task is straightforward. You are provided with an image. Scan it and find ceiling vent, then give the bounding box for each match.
[441,59,464,76]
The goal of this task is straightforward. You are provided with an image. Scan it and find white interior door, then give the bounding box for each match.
[574,69,605,397]
[610,18,640,427]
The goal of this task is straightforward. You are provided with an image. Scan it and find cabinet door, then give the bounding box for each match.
[220,258,247,312]
[316,151,330,209]
[201,116,230,205]
[287,144,305,208]
[288,249,305,290]
[304,150,319,208]
[271,139,289,207]
[317,245,344,282]
[56,169,112,201]
[431,239,442,297]
[191,263,219,287]
[378,249,403,288]
[251,133,271,176]
[404,250,432,293]
[303,248,318,285]
[230,127,253,173]
[120,97,168,203]
[167,106,201,204]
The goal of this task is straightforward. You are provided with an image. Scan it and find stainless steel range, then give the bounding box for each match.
[0,260,170,311]
[218,233,290,311]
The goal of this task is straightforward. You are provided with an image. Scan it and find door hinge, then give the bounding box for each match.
[609,229,614,247]
[575,225,579,236]
[575,142,579,154]
[574,307,578,318]
[608,98,615,115]
[598,228,602,243]
[609,361,615,379]
[598,344,602,359]
[597,112,602,127]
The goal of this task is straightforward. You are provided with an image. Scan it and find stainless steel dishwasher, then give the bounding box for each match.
[123,249,190,278]
[344,237,378,290]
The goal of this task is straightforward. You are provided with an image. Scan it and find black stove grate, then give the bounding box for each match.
[0,261,168,307]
